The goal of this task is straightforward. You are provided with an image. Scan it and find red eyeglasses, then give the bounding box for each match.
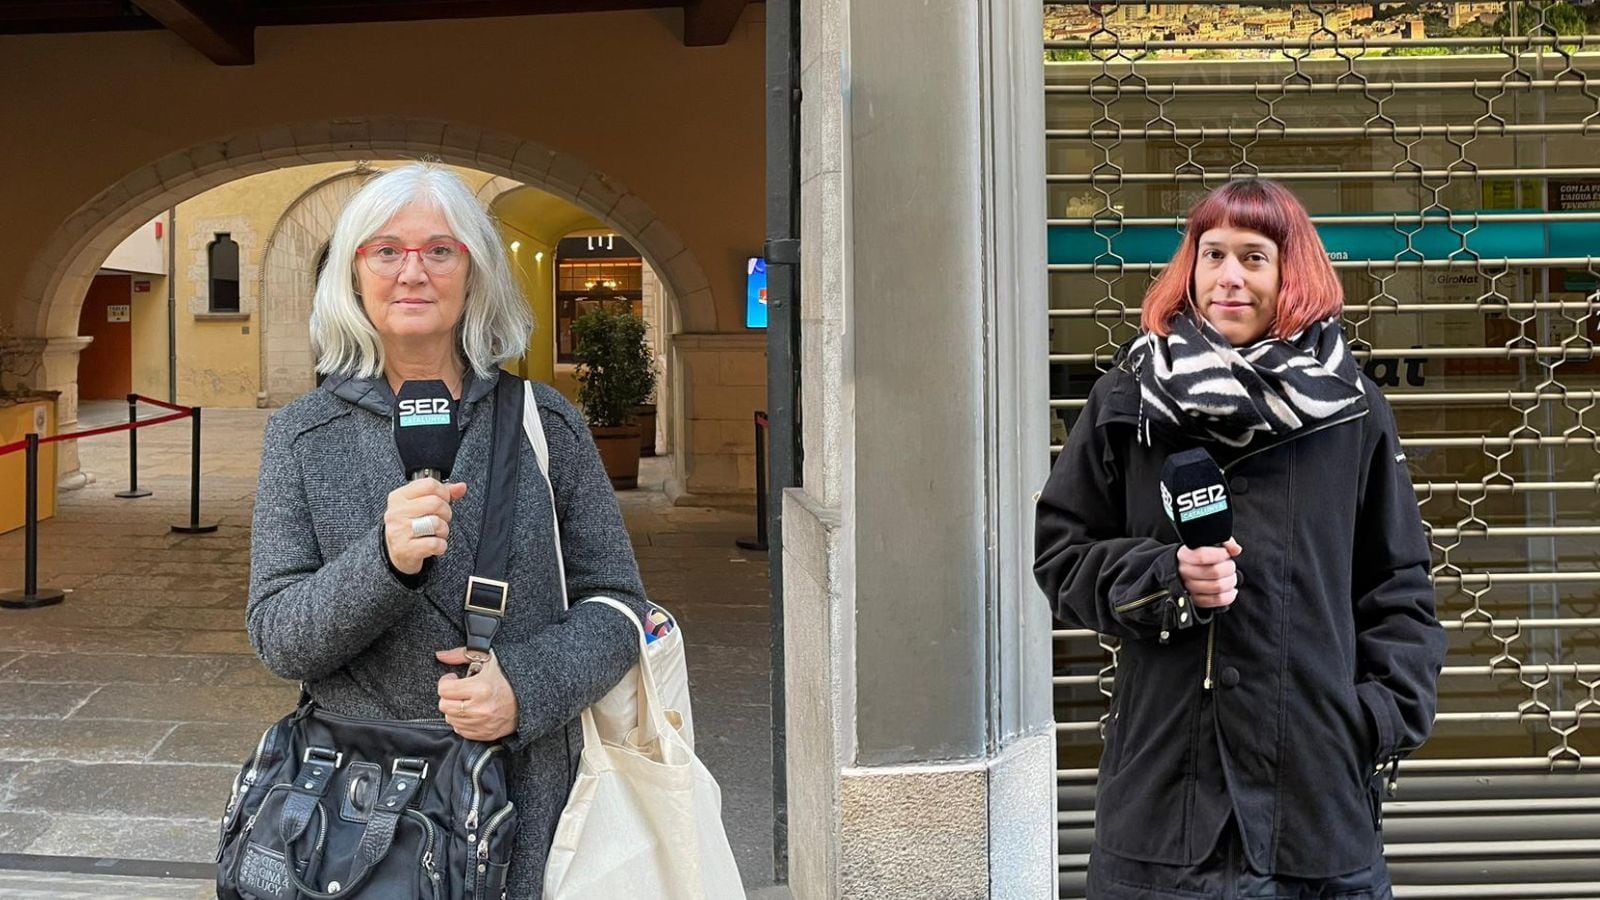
[356,240,469,277]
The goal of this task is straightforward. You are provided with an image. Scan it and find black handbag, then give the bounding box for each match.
[216,374,526,900]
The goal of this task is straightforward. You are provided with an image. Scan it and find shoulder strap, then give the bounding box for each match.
[475,372,524,580]
[522,381,552,481]
[521,381,569,611]
[461,372,524,673]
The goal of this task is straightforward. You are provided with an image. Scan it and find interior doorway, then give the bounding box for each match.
[76,273,133,400]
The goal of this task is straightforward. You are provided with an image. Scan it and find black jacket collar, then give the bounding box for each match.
[319,368,499,429]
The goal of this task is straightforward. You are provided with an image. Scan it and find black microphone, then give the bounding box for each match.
[1159,447,1233,549]
[393,380,460,481]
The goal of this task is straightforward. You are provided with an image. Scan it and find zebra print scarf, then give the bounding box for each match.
[1120,315,1367,448]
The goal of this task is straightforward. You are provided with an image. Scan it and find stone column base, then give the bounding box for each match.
[833,733,1058,899]
[671,332,766,503]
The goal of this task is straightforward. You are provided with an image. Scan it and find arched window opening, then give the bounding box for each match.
[208,233,241,313]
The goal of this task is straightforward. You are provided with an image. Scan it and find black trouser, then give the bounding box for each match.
[1086,818,1393,900]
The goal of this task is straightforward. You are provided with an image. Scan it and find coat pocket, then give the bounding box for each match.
[1101,659,1138,778]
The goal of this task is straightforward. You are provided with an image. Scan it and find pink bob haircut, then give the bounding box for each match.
[1140,179,1343,339]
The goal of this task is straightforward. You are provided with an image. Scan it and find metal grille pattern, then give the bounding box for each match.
[1044,3,1600,895]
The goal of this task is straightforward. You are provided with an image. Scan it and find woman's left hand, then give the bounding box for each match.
[436,648,519,741]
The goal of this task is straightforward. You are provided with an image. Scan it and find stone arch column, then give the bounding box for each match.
[257,167,371,406]
[17,118,713,489]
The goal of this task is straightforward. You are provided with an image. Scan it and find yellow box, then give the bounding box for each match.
[0,398,58,535]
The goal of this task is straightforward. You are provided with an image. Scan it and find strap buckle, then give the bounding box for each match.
[463,575,509,617]
[391,757,430,781]
[302,746,343,769]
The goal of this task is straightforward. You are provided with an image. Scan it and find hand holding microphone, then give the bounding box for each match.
[384,380,466,576]
[384,480,466,575]
[1160,448,1243,611]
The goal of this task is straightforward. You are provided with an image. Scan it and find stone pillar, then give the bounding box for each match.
[7,335,93,488]
[669,331,766,507]
[641,262,671,455]
[784,0,1055,896]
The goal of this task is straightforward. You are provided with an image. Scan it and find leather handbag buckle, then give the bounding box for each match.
[303,746,344,768]
[392,757,430,781]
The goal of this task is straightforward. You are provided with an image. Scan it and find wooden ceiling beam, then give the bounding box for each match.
[252,0,678,26]
[682,0,748,47]
[130,0,254,65]
[0,1,157,34]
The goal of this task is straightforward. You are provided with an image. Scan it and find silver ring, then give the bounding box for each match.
[458,699,468,714]
[410,515,437,539]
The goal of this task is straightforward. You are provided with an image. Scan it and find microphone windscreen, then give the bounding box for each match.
[1159,447,1233,549]
[393,380,460,479]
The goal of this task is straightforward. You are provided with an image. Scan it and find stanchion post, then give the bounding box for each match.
[1,433,66,609]
[171,406,218,534]
[115,393,151,499]
[737,411,770,551]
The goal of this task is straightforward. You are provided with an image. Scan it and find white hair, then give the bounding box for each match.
[310,163,532,381]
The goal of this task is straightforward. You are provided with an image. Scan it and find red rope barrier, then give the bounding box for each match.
[0,408,193,457]
[131,394,189,414]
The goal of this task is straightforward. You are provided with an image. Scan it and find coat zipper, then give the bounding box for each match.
[1219,409,1371,475]
[1196,408,1369,692]
[1113,588,1169,615]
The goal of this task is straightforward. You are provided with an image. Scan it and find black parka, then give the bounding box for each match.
[1035,365,1447,878]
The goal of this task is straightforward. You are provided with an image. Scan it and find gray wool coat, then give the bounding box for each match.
[247,369,648,898]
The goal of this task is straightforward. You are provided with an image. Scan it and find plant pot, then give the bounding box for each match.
[590,424,642,489]
[633,404,658,457]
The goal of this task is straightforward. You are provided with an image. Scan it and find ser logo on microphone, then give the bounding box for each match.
[397,397,451,427]
[1170,483,1228,522]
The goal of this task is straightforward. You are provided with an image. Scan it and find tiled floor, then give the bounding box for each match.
[0,400,778,895]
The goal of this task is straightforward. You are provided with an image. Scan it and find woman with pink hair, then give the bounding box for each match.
[1035,180,1445,898]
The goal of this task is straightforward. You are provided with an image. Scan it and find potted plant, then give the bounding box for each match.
[572,298,656,489]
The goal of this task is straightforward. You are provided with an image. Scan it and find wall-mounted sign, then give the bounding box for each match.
[133,280,152,293]
[1049,211,1600,266]
[1549,179,1600,211]
[107,305,131,323]
[557,234,639,260]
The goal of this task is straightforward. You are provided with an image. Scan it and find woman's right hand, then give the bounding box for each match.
[1176,538,1242,609]
[384,478,469,575]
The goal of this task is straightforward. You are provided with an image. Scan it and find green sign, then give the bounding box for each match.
[1048,210,1600,266]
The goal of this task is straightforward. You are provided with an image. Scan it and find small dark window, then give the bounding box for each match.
[208,233,241,313]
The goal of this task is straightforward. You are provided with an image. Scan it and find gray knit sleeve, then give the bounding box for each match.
[247,413,428,681]
[495,386,648,750]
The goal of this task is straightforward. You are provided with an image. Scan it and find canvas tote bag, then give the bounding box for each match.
[522,384,744,898]
[520,382,695,750]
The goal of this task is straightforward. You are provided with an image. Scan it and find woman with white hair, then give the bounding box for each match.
[243,162,650,897]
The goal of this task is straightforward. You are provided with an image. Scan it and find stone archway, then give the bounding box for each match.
[17,117,715,484]
[257,166,370,406]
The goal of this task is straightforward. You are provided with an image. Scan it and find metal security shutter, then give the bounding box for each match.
[1043,3,1600,896]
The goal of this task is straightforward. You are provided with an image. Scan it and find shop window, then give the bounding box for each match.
[555,259,644,362]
